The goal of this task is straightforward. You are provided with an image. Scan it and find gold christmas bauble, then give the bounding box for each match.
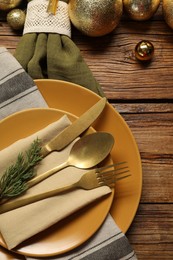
[7,9,25,30]
[68,0,123,37]
[163,0,173,30]
[123,0,160,21]
[0,0,22,11]
[135,40,154,61]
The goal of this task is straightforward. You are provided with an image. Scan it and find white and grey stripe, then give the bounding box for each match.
[27,215,137,260]
[0,47,47,120]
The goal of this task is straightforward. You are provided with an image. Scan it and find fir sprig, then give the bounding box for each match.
[0,138,43,199]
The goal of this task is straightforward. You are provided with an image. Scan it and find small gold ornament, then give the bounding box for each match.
[0,0,22,11]
[135,40,154,61]
[68,0,123,37]
[123,0,160,21]
[7,9,25,30]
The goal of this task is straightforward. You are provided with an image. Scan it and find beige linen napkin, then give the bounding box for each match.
[0,115,111,250]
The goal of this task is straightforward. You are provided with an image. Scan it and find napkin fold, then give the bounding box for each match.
[14,0,105,97]
[0,48,137,259]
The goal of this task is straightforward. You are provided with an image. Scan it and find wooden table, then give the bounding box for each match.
[0,2,173,259]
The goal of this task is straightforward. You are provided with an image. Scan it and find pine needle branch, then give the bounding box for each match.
[0,138,43,199]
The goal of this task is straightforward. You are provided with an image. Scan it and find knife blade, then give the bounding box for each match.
[41,97,107,156]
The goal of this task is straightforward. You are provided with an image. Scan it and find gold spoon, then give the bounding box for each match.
[27,132,114,189]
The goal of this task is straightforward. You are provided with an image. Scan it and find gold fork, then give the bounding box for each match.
[0,162,130,214]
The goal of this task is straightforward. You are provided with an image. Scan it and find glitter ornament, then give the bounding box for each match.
[163,0,173,30]
[0,0,22,11]
[123,0,160,21]
[68,0,123,37]
[7,9,26,30]
[135,40,154,61]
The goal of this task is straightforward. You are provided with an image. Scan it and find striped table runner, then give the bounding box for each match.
[0,47,137,260]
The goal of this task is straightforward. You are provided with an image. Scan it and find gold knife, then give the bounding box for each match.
[41,97,107,156]
[0,98,107,201]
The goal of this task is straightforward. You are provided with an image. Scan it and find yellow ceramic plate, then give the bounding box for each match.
[36,79,142,231]
[0,108,114,257]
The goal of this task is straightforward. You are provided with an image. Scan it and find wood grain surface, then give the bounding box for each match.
[0,1,173,259]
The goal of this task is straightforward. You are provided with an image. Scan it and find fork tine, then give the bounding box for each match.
[97,161,129,178]
[97,161,127,173]
[100,173,131,187]
[97,169,130,181]
[102,171,131,181]
[97,166,129,178]
[97,169,130,182]
[96,162,131,188]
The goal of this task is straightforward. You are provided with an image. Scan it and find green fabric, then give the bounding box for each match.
[14,0,104,97]
[14,33,104,97]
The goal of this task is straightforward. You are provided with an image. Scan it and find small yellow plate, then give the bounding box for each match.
[0,108,114,257]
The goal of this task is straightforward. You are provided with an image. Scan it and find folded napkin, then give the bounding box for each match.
[0,116,111,249]
[14,0,105,97]
[0,49,137,259]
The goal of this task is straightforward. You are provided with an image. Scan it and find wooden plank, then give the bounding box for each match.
[111,103,173,113]
[0,35,20,51]
[115,104,173,204]
[122,113,173,155]
[118,111,173,203]
[140,161,173,202]
[127,204,173,259]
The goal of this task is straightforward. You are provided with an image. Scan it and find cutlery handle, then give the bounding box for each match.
[0,183,77,214]
[27,161,68,188]
[41,145,51,157]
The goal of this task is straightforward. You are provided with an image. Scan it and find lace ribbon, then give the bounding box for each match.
[23,0,71,37]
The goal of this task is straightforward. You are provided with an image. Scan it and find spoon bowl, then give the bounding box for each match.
[28,132,114,188]
[69,132,114,168]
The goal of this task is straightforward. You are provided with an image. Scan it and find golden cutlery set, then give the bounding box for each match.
[0,97,130,213]
[0,162,129,213]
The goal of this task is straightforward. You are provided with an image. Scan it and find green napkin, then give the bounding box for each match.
[14,0,104,97]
